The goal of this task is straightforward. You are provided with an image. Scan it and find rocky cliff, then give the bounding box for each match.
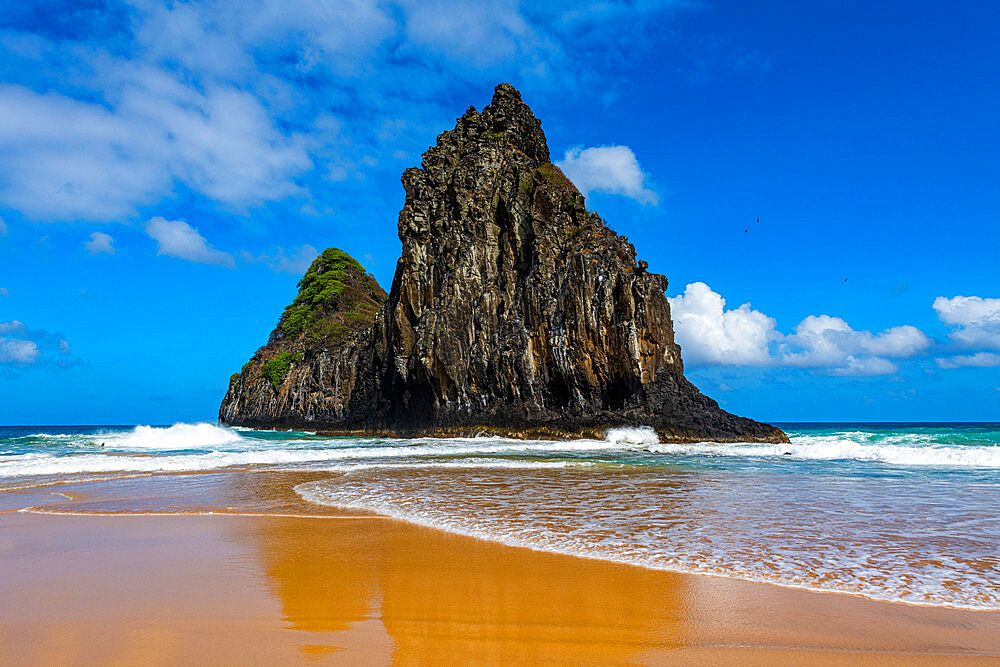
[220,84,787,444]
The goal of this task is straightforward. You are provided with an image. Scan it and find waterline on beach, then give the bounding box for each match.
[2,422,998,611]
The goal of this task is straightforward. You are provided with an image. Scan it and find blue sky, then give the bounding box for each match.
[1,0,998,425]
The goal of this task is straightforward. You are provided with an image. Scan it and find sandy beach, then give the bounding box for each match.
[1,472,998,664]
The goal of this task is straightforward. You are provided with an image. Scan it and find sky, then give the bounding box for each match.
[1,0,998,425]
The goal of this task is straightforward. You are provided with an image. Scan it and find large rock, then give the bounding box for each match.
[220,84,787,444]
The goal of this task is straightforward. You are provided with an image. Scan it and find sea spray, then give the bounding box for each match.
[604,426,660,446]
[113,422,248,450]
[644,435,1000,467]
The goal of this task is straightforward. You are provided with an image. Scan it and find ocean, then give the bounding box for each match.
[2,422,998,610]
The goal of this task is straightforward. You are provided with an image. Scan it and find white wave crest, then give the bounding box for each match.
[111,423,247,450]
[605,426,659,446]
[644,436,1000,468]
[0,439,613,476]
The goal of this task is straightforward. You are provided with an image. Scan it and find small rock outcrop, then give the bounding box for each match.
[220,84,787,444]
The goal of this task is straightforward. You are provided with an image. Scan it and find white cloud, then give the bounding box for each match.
[828,356,899,377]
[933,295,1000,327]
[933,295,1000,351]
[668,282,777,366]
[780,315,930,374]
[84,231,115,255]
[0,320,74,367]
[556,145,658,205]
[935,352,1000,369]
[400,0,538,66]
[145,217,235,268]
[0,81,312,221]
[0,216,6,235]
[240,245,319,275]
[669,283,930,376]
[0,1,694,222]
[0,338,39,364]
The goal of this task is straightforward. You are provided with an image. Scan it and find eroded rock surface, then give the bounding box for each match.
[220,84,787,443]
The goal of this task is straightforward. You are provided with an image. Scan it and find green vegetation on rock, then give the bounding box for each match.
[276,247,387,348]
[261,352,295,390]
[535,163,574,190]
[521,163,583,210]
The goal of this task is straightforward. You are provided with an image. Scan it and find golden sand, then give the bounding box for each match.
[0,472,998,664]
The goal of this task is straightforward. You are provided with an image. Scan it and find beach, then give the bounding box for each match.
[5,2,998,662]
[2,470,999,664]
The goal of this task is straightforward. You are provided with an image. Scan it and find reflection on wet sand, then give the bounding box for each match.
[245,513,695,662]
[237,471,1000,663]
[1,471,999,664]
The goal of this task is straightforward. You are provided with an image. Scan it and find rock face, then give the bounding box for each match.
[220,84,787,444]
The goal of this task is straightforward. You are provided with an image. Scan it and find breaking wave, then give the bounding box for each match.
[113,423,247,450]
[644,435,1000,468]
[604,426,659,445]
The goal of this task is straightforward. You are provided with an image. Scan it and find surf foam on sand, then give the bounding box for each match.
[3,422,999,610]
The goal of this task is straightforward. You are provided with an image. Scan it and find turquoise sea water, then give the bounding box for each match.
[2,422,998,609]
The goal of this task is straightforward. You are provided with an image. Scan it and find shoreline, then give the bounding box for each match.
[1,472,998,662]
[14,497,1000,615]
[6,469,1000,613]
[15,502,1000,615]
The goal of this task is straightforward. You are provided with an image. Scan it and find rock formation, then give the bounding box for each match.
[220,84,787,444]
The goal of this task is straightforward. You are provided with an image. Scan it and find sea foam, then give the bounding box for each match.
[295,464,1000,610]
[643,435,1000,468]
[111,422,247,450]
[604,426,659,446]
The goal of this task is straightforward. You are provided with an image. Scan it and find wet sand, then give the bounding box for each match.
[1,472,998,664]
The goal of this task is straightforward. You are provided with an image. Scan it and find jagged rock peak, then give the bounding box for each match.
[220,83,788,444]
[421,83,550,174]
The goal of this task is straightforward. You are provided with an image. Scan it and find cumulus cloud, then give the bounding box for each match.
[780,315,930,374]
[932,295,1000,369]
[145,217,235,268]
[240,245,319,275]
[933,295,1000,350]
[556,145,658,205]
[669,283,930,376]
[933,295,1000,327]
[668,282,777,366]
[84,231,115,255]
[0,320,74,367]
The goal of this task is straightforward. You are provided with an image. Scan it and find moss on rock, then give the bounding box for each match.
[275,248,387,348]
[261,352,294,390]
